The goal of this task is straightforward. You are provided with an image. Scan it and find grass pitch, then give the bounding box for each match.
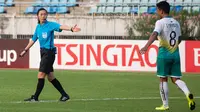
[0,70,199,112]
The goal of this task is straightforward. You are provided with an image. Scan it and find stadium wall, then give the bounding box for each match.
[1,39,199,73]
[1,16,128,36]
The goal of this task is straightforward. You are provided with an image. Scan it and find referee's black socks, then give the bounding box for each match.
[34,78,45,100]
[51,78,68,96]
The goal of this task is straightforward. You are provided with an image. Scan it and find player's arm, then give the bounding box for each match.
[178,36,182,45]
[178,23,182,45]
[140,32,158,54]
[140,20,161,54]
[60,24,81,32]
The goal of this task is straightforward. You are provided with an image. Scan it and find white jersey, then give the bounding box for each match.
[154,17,181,53]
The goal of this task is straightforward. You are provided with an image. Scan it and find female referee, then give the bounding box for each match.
[19,8,80,102]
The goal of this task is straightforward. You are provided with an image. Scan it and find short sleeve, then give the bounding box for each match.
[51,22,62,32]
[32,27,38,42]
[178,23,181,36]
[153,20,162,34]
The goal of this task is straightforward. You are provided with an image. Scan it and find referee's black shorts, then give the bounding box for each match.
[39,48,56,74]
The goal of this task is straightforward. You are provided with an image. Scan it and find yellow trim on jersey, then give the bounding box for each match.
[157,36,179,53]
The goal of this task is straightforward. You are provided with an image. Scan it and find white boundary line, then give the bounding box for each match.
[0,96,199,104]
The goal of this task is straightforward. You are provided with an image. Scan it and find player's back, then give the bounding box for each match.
[155,17,181,59]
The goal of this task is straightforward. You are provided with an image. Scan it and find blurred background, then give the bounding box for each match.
[0,0,200,40]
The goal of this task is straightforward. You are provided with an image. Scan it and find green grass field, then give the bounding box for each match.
[0,70,199,112]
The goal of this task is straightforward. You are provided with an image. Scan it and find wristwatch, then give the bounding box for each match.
[71,27,74,32]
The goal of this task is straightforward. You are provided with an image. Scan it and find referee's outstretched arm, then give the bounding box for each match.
[60,24,81,32]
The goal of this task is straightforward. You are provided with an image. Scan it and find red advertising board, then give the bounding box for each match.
[30,40,160,71]
[0,39,29,68]
[185,41,200,72]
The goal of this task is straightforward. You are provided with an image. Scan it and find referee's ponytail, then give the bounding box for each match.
[37,8,48,24]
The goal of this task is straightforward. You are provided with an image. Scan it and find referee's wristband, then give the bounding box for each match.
[71,27,74,32]
[24,49,28,52]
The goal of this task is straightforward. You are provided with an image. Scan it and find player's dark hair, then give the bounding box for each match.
[37,8,48,24]
[156,1,170,14]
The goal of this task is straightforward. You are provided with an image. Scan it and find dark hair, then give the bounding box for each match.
[156,1,170,14]
[37,8,48,23]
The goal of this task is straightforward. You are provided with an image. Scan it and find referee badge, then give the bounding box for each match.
[42,32,47,38]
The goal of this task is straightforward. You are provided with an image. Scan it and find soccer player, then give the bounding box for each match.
[19,8,81,102]
[140,1,195,111]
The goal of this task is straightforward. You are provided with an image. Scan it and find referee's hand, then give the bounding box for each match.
[72,24,81,32]
[19,50,27,57]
